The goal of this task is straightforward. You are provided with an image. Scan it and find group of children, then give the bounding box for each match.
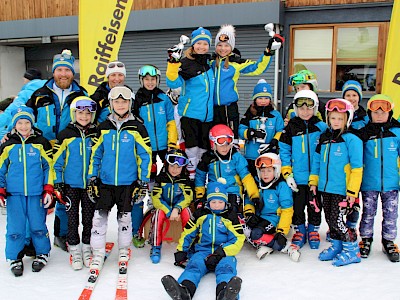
[0,22,399,300]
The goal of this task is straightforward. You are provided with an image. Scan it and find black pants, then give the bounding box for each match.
[151,149,167,179]
[292,185,322,226]
[213,102,240,139]
[97,184,134,213]
[65,186,96,245]
[181,116,213,150]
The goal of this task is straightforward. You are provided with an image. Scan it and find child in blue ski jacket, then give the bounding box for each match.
[239,79,284,177]
[358,94,400,263]
[0,106,54,276]
[309,98,363,267]
[162,180,244,300]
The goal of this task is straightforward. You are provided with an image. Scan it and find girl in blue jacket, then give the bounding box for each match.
[166,27,215,180]
[309,98,363,267]
[358,94,400,263]
[53,96,98,270]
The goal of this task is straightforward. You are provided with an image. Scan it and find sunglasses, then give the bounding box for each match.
[295,97,316,109]
[108,62,125,69]
[255,156,274,168]
[325,99,352,113]
[166,154,188,167]
[214,135,234,146]
[368,99,393,112]
[109,86,132,100]
[138,65,160,77]
[75,100,97,112]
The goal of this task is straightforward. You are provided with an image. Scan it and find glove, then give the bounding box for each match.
[265,34,285,55]
[270,231,287,251]
[252,197,264,212]
[247,128,266,140]
[285,174,299,192]
[42,184,55,209]
[132,180,149,203]
[174,251,188,268]
[205,247,226,271]
[87,177,101,203]
[168,44,183,63]
[0,187,6,208]
[194,197,205,209]
[309,191,321,213]
[245,213,260,229]
[339,199,353,215]
[53,183,65,204]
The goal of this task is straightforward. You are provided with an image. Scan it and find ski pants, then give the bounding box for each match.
[132,201,144,235]
[65,186,96,246]
[178,251,238,287]
[321,192,357,242]
[360,190,399,241]
[213,102,240,140]
[150,208,191,246]
[54,201,68,238]
[6,195,50,260]
[292,185,322,226]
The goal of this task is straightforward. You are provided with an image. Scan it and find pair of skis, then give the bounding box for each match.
[78,242,130,300]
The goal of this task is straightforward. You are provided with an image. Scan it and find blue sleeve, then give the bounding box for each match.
[238,123,248,140]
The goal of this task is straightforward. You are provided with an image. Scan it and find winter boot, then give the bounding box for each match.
[10,259,24,277]
[359,237,373,258]
[319,239,343,261]
[291,224,307,248]
[32,254,49,272]
[307,224,321,249]
[161,275,192,300]
[382,239,400,263]
[118,247,131,262]
[69,244,83,270]
[332,241,361,267]
[132,234,145,248]
[150,246,162,264]
[256,245,274,260]
[82,243,92,267]
[90,248,106,270]
[54,236,68,252]
[216,276,242,300]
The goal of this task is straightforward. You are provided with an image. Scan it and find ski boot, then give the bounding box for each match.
[150,246,162,264]
[10,259,23,277]
[382,239,400,263]
[54,236,68,252]
[359,237,373,258]
[256,245,274,260]
[216,276,242,300]
[69,244,83,270]
[32,254,49,272]
[319,239,342,261]
[286,243,301,262]
[132,234,145,248]
[90,248,106,270]
[82,243,92,267]
[291,224,307,249]
[332,241,361,267]
[119,248,131,262]
[326,230,331,242]
[307,224,320,249]
[161,275,192,300]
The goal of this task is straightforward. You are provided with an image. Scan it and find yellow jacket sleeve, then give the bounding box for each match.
[277,206,294,235]
[166,62,181,81]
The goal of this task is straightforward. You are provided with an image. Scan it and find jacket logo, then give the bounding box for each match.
[121,133,130,143]
[389,141,396,151]
[158,107,165,115]
[27,147,36,157]
[267,194,274,203]
[334,146,342,157]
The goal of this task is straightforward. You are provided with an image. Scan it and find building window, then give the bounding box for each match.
[290,22,389,93]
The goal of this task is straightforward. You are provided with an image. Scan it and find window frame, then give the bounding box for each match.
[289,22,389,93]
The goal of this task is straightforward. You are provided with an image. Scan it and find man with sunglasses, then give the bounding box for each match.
[90,61,128,123]
[26,49,88,252]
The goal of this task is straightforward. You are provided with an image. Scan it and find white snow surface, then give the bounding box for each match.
[0,202,399,300]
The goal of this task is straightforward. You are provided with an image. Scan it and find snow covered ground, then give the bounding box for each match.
[0,202,399,300]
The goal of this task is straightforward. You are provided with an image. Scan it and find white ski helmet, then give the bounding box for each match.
[293,90,319,117]
[325,98,354,128]
[255,153,281,189]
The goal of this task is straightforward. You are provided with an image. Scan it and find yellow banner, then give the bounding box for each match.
[382,0,400,119]
[79,0,134,95]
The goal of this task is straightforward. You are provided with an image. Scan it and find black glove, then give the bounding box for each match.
[87,177,101,203]
[53,183,65,204]
[252,197,264,212]
[194,197,205,209]
[132,180,149,203]
[270,231,287,251]
[167,45,183,63]
[265,34,285,56]
[339,199,354,215]
[174,251,188,268]
[259,138,279,155]
[205,247,226,271]
[247,128,266,140]
[245,213,260,229]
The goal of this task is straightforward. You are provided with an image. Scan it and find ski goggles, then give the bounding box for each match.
[294,97,317,109]
[107,62,125,69]
[288,73,315,86]
[74,99,97,112]
[213,135,234,146]
[109,86,132,100]
[138,65,160,77]
[255,156,274,168]
[367,99,393,112]
[325,99,352,113]
[53,53,73,60]
[166,154,189,167]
